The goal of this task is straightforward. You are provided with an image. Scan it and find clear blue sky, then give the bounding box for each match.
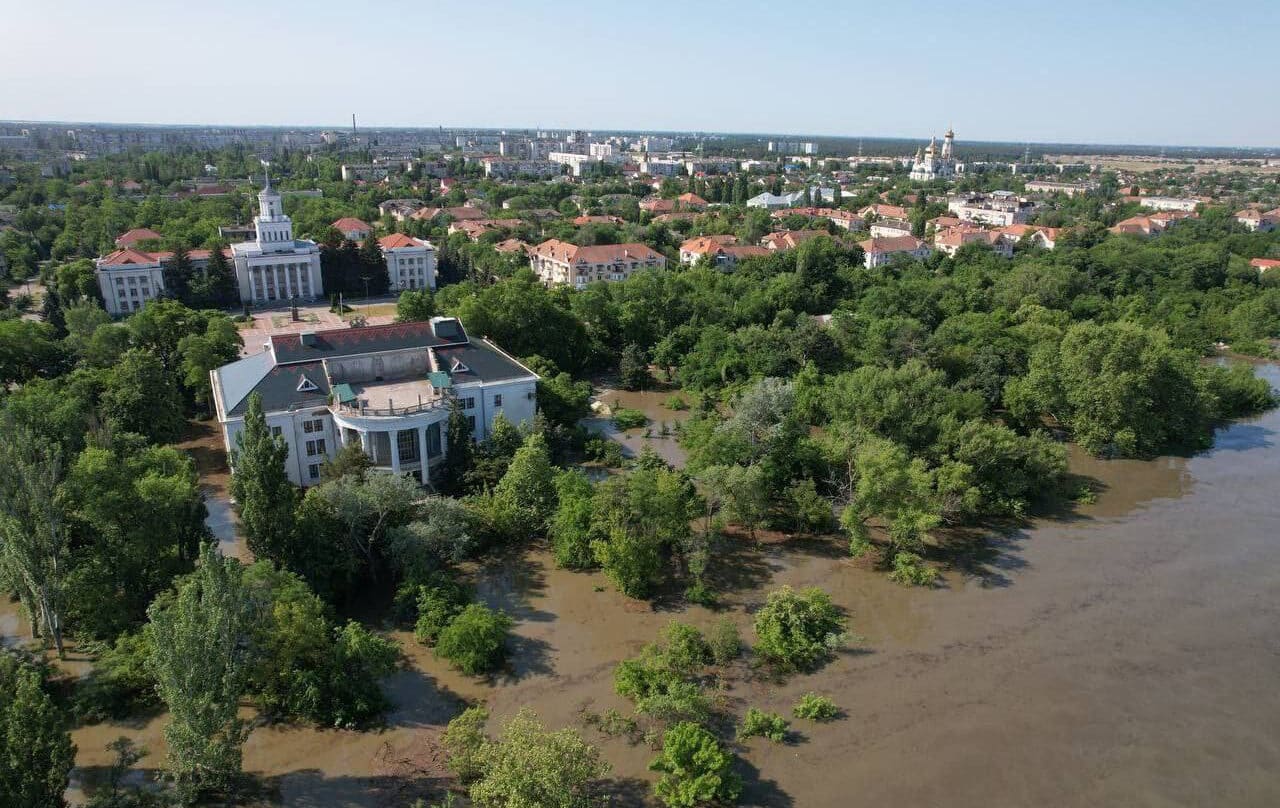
[4,0,1277,148]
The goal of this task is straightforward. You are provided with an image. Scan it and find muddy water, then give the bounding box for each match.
[11,367,1280,806]
[583,388,693,468]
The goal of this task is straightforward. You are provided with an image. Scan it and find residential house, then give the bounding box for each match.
[870,218,915,239]
[332,217,373,241]
[760,229,828,251]
[858,235,931,268]
[528,240,666,288]
[1235,208,1280,232]
[114,227,162,248]
[379,199,426,222]
[934,226,1012,258]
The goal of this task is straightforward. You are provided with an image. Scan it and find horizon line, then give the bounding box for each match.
[2,118,1276,154]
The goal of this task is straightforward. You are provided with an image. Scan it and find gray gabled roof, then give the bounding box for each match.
[214,350,273,416]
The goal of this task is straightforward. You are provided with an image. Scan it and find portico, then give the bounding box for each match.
[232,169,324,305]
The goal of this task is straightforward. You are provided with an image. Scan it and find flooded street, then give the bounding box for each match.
[6,368,1279,806]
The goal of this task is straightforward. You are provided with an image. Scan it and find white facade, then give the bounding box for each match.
[1140,196,1200,212]
[909,128,959,182]
[211,318,539,487]
[96,253,165,315]
[231,175,324,305]
[380,234,437,291]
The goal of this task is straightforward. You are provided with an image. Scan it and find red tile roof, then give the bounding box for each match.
[378,233,428,250]
[115,227,162,247]
[332,217,372,233]
[531,239,665,264]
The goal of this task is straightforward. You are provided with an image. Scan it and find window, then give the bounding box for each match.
[271,426,283,438]
[397,430,419,463]
[466,415,476,433]
[303,418,324,434]
[493,394,502,407]
[462,396,476,409]
[308,463,321,480]
[306,438,326,457]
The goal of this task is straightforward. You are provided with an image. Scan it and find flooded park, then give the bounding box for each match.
[4,365,1279,807]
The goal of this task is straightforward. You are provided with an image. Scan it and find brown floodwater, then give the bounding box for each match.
[5,366,1279,806]
[583,387,693,469]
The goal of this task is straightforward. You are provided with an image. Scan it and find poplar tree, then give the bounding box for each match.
[147,543,250,803]
[229,393,297,562]
[0,654,75,808]
[0,424,69,658]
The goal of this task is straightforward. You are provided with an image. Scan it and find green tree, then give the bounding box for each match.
[649,722,741,808]
[442,705,489,784]
[0,653,76,808]
[0,424,70,657]
[550,470,597,569]
[147,544,250,803]
[229,393,298,564]
[752,585,846,670]
[163,244,192,304]
[176,316,241,412]
[619,342,651,391]
[440,399,475,494]
[435,603,513,675]
[469,708,609,808]
[493,431,557,531]
[100,348,186,444]
[396,289,436,322]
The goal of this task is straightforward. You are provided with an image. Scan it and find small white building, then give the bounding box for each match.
[332,217,372,241]
[379,233,436,291]
[1139,196,1200,212]
[858,235,932,268]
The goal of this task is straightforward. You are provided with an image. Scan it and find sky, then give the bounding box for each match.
[3,0,1277,148]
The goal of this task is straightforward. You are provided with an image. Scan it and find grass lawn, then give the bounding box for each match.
[342,302,398,319]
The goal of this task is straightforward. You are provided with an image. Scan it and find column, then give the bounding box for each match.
[275,267,285,301]
[390,431,401,474]
[284,265,293,299]
[249,267,258,303]
[418,427,428,469]
[359,431,371,459]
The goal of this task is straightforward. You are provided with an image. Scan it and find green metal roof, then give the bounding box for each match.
[332,383,357,404]
[427,371,452,389]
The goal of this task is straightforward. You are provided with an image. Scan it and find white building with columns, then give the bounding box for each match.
[210,318,538,486]
[231,173,324,305]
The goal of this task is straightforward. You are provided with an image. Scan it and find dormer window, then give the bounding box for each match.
[450,357,469,374]
[296,375,318,393]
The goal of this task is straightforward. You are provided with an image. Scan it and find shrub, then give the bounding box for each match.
[752,586,847,671]
[1201,362,1277,419]
[707,618,742,665]
[613,645,710,722]
[585,436,624,467]
[323,622,400,728]
[414,578,471,645]
[683,581,717,607]
[661,623,711,677]
[664,394,689,411]
[792,692,839,722]
[786,478,833,534]
[612,408,649,430]
[887,551,938,587]
[738,707,787,742]
[650,722,742,807]
[74,632,158,723]
[469,708,609,808]
[436,604,514,675]
[443,705,489,783]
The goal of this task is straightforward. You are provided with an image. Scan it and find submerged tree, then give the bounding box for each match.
[0,422,70,658]
[147,543,250,803]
